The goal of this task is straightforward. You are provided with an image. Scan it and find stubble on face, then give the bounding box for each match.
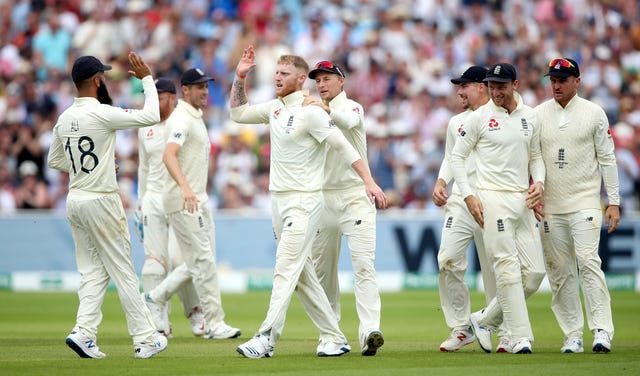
[275,64,303,97]
[184,83,208,110]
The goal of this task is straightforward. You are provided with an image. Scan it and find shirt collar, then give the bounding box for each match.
[279,91,305,106]
[328,91,348,108]
[177,99,203,118]
[553,94,580,110]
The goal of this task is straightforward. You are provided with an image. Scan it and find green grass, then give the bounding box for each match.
[0,290,638,375]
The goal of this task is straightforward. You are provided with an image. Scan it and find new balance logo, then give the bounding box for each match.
[497,219,505,232]
[355,219,362,225]
[543,221,550,233]
[586,216,593,222]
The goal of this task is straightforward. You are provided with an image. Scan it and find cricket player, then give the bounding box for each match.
[536,57,619,353]
[230,45,387,358]
[48,53,167,359]
[305,60,384,356]
[137,77,204,337]
[143,68,240,340]
[450,63,546,354]
[431,66,498,352]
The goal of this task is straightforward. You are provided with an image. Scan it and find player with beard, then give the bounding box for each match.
[230,45,387,358]
[48,53,167,359]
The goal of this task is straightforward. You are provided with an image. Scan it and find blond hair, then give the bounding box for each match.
[278,55,309,75]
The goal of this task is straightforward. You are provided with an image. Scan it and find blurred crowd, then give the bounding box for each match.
[1,0,640,217]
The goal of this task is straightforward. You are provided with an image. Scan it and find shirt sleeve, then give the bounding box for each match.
[166,116,188,147]
[450,114,480,199]
[437,118,458,184]
[47,126,70,172]
[329,103,363,131]
[325,130,360,165]
[304,105,338,143]
[528,114,545,184]
[594,110,620,205]
[102,76,160,130]
[137,128,148,200]
[230,102,272,124]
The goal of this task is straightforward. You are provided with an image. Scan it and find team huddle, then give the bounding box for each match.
[48,48,619,359]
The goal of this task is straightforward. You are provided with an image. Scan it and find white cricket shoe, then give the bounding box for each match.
[142,293,169,335]
[561,337,584,353]
[317,341,351,357]
[511,338,532,354]
[237,334,274,359]
[439,327,474,352]
[470,310,492,353]
[65,327,106,359]
[496,337,512,353]
[362,330,385,356]
[134,333,167,359]
[592,329,611,353]
[204,323,241,339]
[188,307,205,336]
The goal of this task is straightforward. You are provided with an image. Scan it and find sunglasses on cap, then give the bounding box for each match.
[314,61,344,77]
[548,58,575,68]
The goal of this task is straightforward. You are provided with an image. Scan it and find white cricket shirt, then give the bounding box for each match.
[48,75,159,197]
[138,121,168,199]
[437,109,479,196]
[451,92,545,198]
[536,95,620,213]
[324,91,368,190]
[230,91,341,193]
[162,99,211,213]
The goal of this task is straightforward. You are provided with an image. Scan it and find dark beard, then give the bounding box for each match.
[97,80,113,105]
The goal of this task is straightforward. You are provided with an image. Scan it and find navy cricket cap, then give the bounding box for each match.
[451,66,489,85]
[309,61,345,79]
[180,68,214,86]
[484,63,517,83]
[154,78,176,94]
[71,56,112,83]
[545,58,580,78]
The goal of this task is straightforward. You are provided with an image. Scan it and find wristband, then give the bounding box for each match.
[236,73,246,79]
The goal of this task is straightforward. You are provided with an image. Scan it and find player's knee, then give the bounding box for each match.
[142,257,167,277]
[437,252,467,272]
[522,270,545,297]
[576,255,603,274]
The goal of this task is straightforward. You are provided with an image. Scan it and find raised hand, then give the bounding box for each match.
[128,51,152,79]
[235,45,256,77]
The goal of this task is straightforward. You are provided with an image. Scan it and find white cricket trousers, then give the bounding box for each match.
[437,193,496,331]
[66,192,156,344]
[477,189,546,343]
[540,209,614,340]
[140,191,199,317]
[311,186,381,348]
[159,204,226,331]
[261,191,347,346]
